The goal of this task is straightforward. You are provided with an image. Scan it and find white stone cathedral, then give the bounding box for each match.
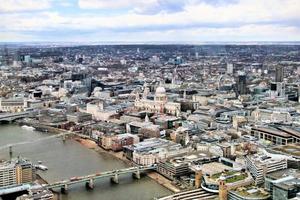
[134,84,181,116]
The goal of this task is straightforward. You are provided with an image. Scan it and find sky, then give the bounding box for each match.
[0,0,300,43]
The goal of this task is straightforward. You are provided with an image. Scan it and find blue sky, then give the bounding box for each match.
[0,0,300,42]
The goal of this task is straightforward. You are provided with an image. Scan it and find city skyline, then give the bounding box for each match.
[1,0,300,42]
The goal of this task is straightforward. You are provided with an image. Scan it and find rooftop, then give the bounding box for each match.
[247,152,287,166]
[210,170,249,184]
[230,185,270,199]
[275,177,300,190]
[252,127,291,138]
[272,144,300,158]
[266,168,300,180]
[201,162,231,175]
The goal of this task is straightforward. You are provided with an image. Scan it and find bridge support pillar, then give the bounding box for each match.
[85,179,94,190]
[61,184,68,194]
[111,173,119,184]
[132,169,141,179]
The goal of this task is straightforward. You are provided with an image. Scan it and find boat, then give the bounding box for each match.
[21,125,36,131]
[35,164,48,171]
[70,177,81,181]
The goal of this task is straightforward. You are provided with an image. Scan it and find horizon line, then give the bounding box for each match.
[1,41,300,47]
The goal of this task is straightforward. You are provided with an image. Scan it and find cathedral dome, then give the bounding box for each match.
[155,86,166,95]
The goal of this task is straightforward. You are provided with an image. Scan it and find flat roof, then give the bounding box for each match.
[277,127,300,138]
[272,144,300,157]
[275,177,300,190]
[266,168,300,180]
[230,186,270,199]
[252,127,291,138]
[201,162,231,175]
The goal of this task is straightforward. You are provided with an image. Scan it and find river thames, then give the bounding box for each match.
[0,124,172,200]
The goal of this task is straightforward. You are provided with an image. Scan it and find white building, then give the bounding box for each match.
[0,98,25,112]
[251,108,292,123]
[0,163,16,188]
[245,152,287,185]
[227,63,234,74]
[134,85,180,116]
[86,101,117,121]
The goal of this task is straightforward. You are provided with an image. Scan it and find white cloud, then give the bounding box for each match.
[1,0,300,41]
[0,0,52,12]
[2,0,300,31]
[77,0,300,21]
[78,0,136,9]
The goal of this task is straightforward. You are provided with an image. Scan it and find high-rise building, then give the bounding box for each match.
[297,66,300,76]
[24,55,31,63]
[0,163,17,187]
[16,160,36,184]
[237,72,247,95]
[275,65,284,82]
[0,158,36,188]
[227,63,234,74]
[2,45,10,66]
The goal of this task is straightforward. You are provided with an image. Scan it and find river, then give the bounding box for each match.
[0,124,172,200]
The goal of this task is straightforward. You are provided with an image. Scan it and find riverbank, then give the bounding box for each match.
[74,137,181,194]
[36,173,48,185]
[147,172,180,193]
[13,121,180,196]
[36,174,59,200]
[1,124,172,200]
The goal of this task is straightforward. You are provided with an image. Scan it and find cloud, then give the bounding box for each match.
[3,0,300,31]
[78,0,189,14]
[0,0,52,13]
[78,0,134,9]
[1,0,300,41]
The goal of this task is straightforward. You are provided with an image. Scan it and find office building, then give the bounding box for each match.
[0,163,17,188]
[275,65,284,83]
[227,63,234,74]
[237,72,247,95]
[245,153,287,185]
[0,158,36,188]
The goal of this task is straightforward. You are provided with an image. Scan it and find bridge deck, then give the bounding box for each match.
[0,166,156,195]
[0,111,30,120]
[46,165,156,189]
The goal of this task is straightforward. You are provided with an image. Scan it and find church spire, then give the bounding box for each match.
[145,113,150,123]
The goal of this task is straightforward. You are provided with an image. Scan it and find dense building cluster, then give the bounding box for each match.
[0,44,300,200]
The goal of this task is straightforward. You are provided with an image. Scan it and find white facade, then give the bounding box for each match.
[86,101,117,121]
[134,85,180,116]
[251,109,292,123]
[0,98,25,113]
[0,163,16,188]
[227,63,234,74]
[245,154,287,185]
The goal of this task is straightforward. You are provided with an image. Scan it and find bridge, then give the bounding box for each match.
[46,165,156,193]
[0,111,31,123]
[0,165,156,196]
